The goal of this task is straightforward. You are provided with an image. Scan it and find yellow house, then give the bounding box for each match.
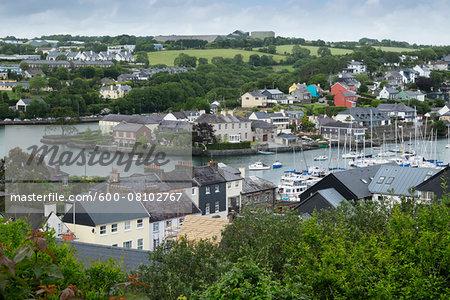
[241,91,268,108]
[62,197,151,250]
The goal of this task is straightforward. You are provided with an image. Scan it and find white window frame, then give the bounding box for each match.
[137,219,143,229]
[205,203,210,214]
[100,225,106,236]
[124,221,131,231]
[153,222,159,232]
[137,238,143,250]
[215,185,220,193]
[215,200,220,212]
[123,240,132,248]
[205,186,211,194]
[111,223,118,233]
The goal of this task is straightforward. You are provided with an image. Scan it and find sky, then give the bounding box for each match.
[1,0,449,45]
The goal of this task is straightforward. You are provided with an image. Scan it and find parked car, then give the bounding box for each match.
[13,118,21,121]
[24,119,30,121]
[4,118,11,122]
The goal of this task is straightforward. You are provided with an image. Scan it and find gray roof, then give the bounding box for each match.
[338,107,389,122]
[102,114,164,124]
[277,133,298,140]
[59,240,150,272]
[321,120,365,129]
[140,192,201,222]
[341,91,357,97]
[195,114,249,124]
[159,120,191,131]
[218,163,242,182]
[248,90,266,97]
[333,164,388,199]
[260,89,283,95]
[368,166,439,196]
[113,122,147,132]
[20,98,45,105]
[251,120,276,129]
[385,87,399,94]
[61,195,149,226]
[241,176,276,194]
[252,112,271,119]
[317,188,347,208]
[377,103,416,113]
[193,165,226,186]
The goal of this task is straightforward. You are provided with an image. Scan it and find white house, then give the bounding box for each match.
[99,84,131,99]
[345,60,366,74]
[377,86,399,100]
[413,65,431,78]
[15,98,46,112]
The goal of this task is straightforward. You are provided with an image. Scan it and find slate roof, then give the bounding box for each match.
[113,122,146,132]
[338,107,389,122]
[140,192,201,222]
[251,120,276,129]
[101,114,164,124]
[260,89,283,95]
[368,165,439,196]
[332,164,388,199]
[58,240,150,272]
[321,120,365,129]
[61,195,149,227]
[241,176,276,194]
[251,112,271,119]
[195,114,249,124]
[277,133,298,140]
[20,98,45,105]
[247,91,266,97]
[218,163,242,182]
[170,111,187,119]
[193,165,226,186]
[295,188,347,214]
[377,103,416,113]
[384,87,399,94]
[341,91,357,97]
[159,120,191,131]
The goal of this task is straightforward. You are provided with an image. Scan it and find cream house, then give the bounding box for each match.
[99,84,131,99]
[62,196,151,250]
[240,91,268,108]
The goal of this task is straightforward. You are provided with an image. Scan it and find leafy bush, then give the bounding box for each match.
[208,141,251,150]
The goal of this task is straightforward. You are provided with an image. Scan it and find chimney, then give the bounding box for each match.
[144,164,164,178]
[208,159,218,170]
[109,169,120,183]
[54,163,60,173]
[61,232,74,241]
[238,166,246,178]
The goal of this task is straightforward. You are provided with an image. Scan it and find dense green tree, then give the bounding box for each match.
[29,75,48,93]
[317,46,331,57]
[174,53,197,67]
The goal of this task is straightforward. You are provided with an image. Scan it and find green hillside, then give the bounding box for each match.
[273,45,353,56]
[146,49,286,66]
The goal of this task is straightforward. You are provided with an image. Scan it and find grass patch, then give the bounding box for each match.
[146,49,286,66]
[271,45,353,56]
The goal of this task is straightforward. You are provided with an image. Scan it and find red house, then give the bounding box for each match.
[112,122,152,146]
[334,91,358,108]
[331,82,358,108]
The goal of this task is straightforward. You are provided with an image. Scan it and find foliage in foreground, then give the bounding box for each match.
[1,196,448,299]
[135,196,449,299]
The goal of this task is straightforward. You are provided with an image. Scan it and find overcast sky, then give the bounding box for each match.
[1,0,448,45]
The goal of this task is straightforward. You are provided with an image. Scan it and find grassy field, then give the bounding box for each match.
[371,46,417,52]
[146,49,286,66]
[272,45,354,56]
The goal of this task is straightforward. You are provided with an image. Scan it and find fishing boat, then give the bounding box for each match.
[249,162,271,171]
[258,150,275,155]
[272,160,283,168]
[313,155,328,161]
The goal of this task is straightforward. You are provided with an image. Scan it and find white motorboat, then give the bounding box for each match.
[313,155,328,161]
[272,160,283,168]
[249,162,271,171]
[342,152,363,159]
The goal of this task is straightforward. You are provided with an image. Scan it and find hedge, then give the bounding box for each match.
[208,141,251,150]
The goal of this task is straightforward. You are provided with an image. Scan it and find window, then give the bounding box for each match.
[137,238,143,250]
[228,182,231,188]
[100,225,106,235]
[385,177,394,184]
[112,244,118,247]
[215,185,220,193]
[225,124,227,129]
[123,241,132,248]
[205,203,210,214]
[360,179,368,184]
[232,124,234,129]
[218,124,221,130]
[192,187,196,195]
[137,219,143,228]
[124,221,131,231]
[153,239,160,249]
[377,176,386,184]
[215,200,220,212]
[235,181,239,187]
[205,186,211,194]
[179,217,184,224]
[166,220,172,228]
[111,224,118,233]
[57,223,61,235]
[239,123,241,129]
[153,223,159,232]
